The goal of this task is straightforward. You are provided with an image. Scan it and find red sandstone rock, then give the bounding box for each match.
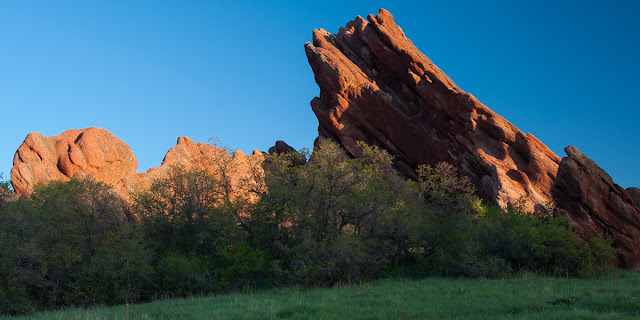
[11,127,137,196]
[552,146,640,270]
[114,136,264,202]
[305,9,560,210]
[11,129,265,203]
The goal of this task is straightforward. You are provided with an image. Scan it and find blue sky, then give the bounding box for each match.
[1,1,638,188]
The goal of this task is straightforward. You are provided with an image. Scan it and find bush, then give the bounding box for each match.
[400,162,483,276]
[473,206,618,277]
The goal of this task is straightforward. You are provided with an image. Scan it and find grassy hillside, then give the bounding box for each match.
[9,271,640,320]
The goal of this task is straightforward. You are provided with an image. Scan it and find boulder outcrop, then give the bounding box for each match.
[305,8,561,210]
[552,146,640,270]
[11,127,137,196]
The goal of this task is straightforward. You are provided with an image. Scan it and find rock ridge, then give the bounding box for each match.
[305,8,561,210]
[305,8,640,268]
[11,128,266,202]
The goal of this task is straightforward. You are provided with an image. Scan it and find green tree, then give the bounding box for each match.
[255,140,417,285]
[132,164,275,297]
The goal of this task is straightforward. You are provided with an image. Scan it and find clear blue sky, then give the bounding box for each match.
[1,1,638,188]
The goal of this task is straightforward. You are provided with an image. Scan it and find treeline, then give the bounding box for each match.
[0,140,618,315]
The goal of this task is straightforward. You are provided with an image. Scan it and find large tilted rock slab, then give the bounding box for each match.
[304,9,561,210]
[552,146,640,270]
[11,127,137,196]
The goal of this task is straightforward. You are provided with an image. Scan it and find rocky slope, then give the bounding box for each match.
[305,8,561,211]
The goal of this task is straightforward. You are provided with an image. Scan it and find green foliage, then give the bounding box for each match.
[212,242,277,291]
[403,162,483,275]
[471,206,619,277]
[0,178,148,314]
[132,164,277,298]
[255,140,414,285]
[132,165,240,254]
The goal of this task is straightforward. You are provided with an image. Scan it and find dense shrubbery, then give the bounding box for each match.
[0,178,148,314]
[0,140,620,315]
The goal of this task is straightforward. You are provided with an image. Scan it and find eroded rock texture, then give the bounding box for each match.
[11,127,137,196]
[115,136,264,202]
[552,146,640,270]
[11,129,265,203]
[305,9,561,210]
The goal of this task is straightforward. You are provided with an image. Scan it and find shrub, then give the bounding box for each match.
[474,206,618,277]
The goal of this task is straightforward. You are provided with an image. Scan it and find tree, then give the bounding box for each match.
[255,140,418,284]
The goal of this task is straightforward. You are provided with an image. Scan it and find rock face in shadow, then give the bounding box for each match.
[552,146,640,270]
[304,8,561,210]
[11,127,137,196]
[268,140,296,155]
[628,187,640,211]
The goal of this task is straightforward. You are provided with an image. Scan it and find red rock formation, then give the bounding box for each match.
[11,129,265,203]
[305,9,560,210]
[552,146,640,270]
[114,137,264,202]
[11,127,137,196]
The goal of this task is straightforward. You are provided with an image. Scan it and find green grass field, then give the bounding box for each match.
[7,271,640,320]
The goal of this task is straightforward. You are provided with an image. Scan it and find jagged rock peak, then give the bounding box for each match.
[114,135,265,202]
[305,8,561,210]
[11,129,267,204]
